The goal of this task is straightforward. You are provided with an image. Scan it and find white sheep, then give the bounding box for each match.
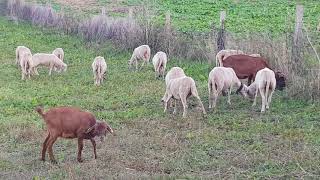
[19,52,33,80]
[16,46,32,67]
[215,49,244,67]
[161,76,206,118]
[31,53,67,76]
[128,45,151,71]
[152,51,167,79]
[245,67,276,113]
[208,67,247,109]
[92,56,107,86]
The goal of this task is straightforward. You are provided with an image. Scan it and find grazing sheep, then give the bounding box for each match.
[249,53,261,57]
[161,76,206,118]
[92,56,107,86]
[36,106,113,163]
[19,52,33,80]
[31,53,67,76]
[208,67,247,109]
[16,46,31,67]
[152,51,167,79]
[245,67,276,113]
[215,49,244,67]
[164,67,186,108]
[128,45,151,71]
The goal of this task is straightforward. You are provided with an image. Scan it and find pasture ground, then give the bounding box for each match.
[1,17,320,179]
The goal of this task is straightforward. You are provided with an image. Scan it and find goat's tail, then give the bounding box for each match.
[97,62,102,80]
[35,106,45,118]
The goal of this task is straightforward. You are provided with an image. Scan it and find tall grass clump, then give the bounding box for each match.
[5,0,320,100]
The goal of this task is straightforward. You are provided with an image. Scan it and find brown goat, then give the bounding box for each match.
[36,106,113,163]
[222,54,286,90]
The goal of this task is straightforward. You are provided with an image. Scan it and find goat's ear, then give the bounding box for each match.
[85,124,96,134]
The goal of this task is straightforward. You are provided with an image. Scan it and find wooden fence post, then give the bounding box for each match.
[291,5,303,69]
[215,10,226,67]
[165,11,172,57]
[101,7,106,16]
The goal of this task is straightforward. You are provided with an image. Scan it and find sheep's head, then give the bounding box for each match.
[245,83,256,99]
[275,71,286,91]
[235,83,248,97]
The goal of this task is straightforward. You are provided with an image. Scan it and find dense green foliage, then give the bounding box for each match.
[1,17,320,178]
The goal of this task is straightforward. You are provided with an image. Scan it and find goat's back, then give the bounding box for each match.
[42,106,96,134]
[223,55,270,79]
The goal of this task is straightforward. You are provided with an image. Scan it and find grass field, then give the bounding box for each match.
[30,0,320,34]
[1,16,320,179]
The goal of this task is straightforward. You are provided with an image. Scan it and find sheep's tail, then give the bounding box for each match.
[35,106,45,118]
[156,58,162,74]
[190,80,199,97]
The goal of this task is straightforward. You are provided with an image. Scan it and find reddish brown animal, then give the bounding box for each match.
[222,54,286,90]
[36,106,113,163]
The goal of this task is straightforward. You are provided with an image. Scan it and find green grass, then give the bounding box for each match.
[30,0,320,34]
[1,17,320,179]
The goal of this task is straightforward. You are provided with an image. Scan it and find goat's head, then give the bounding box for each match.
[275,71,286,91]
[86,121,113,142]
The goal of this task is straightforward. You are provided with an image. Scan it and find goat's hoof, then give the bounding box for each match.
[51,160,58,164]
[40,158,45,162]
[77,159,83,163]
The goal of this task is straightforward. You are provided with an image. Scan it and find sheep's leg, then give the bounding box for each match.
[173,99,177,114]
[195,95,206,115]
[135,59,138,71]
[266,90,274,110]
[140,60,146,70]
[260,88,266,113]
[77,138,84,162]
[47,136,58,163]
[41,133,50,161]
[252,86,259,107]
[21,71,25,80]
[33,67,39,75]
[227,86,232,105]
[163,94,172,113]
[90,138,97,159]
[208,82,213,109]
[180,96,188,118]
[49,65,53,76]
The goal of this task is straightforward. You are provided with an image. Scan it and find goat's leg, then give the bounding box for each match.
[139,60,146,71]
[135,59,138,71]
[77,138,84,162]
[47,136,58,163]
[163,94,172,113]
[41,133,50,161]
[90,138,97,159]
[252,86,259,107]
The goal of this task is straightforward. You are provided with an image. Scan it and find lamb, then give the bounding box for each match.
[208,67,247,109]
[161,76,206,118]
[36,106,113,163]
[128,45,151,71]
[92,56,107,86]
[31,53,67,75]
[245,67,276,113]
[215,49,244,67]
[16,46,32,67]
[152,51,167,79]
[19,52,33,80]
